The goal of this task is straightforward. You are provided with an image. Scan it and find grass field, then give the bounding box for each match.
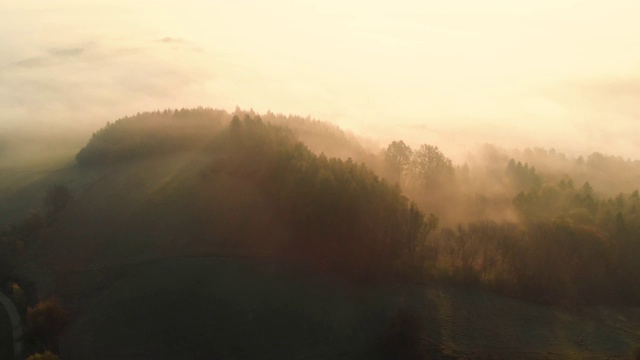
[420,287,637,359]
[0,153,106,228]
[61,257,377,359]
[55,256,639,359]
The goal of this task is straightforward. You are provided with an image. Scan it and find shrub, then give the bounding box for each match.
[10,282,26,313]
[26,298,69,353]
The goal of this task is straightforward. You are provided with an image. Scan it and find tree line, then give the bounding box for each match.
[382,140,640,305]
[208,115,437,279]
[70,108,640,304]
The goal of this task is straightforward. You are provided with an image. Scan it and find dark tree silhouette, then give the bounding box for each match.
[25,298,69,354]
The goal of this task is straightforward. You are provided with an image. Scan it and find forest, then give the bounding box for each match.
[2,108,640,359]
[68,109,640,304]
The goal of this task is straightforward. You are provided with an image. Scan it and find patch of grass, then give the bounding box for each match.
[421,286,638,359]
[0,159,105,227]
[64,257,374,359]
[57,257,640,359]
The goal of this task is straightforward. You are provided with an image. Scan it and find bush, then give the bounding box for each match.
[25,298,69,353]
[10,282,26,314]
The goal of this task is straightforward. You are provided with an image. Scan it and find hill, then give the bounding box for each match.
[75,108,375,167]
[32,113,428,279]
[2,108,639,359]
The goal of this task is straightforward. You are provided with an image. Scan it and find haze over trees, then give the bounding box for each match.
[380,137,640,304]
[3,108,640,358]
[62,108,640,305]
[4,108,640,302]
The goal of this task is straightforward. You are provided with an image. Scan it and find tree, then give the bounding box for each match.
[407,144,453,186]
[384,140,412,183]
[404,144,454,204]
[25,298,69,354]
[506,159,542,192]
[211,116,435,277]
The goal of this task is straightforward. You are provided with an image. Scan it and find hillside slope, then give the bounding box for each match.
[4,109,640,359]
[58,257,638,359]
[28,114,428,279]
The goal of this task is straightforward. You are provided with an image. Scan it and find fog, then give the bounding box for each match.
[2,0,640,160]
[7,4,640,359]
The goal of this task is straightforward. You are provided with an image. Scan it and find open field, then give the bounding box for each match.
[53,256,639,359]
[0,156,106,228]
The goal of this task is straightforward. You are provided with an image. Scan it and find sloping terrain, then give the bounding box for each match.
[3,110,640,359]
[421,287,637,359]
[55,257,638,359]
[29,115,425,280]
[0,159,104,228]
[61,257,376,359]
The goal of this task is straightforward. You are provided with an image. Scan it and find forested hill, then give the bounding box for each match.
[75,108,374,167]
[75,108,228,165]
[13,113,433,282]
[5,107,640,307]
[205,116,434,277]
[4,108,640,359]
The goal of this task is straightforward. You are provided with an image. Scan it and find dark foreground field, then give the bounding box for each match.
[51,256,638,360]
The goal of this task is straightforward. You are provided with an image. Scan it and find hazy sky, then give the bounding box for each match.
[1,0,640,158]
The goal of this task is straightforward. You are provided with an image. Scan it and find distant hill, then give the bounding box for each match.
[75,108,376,167]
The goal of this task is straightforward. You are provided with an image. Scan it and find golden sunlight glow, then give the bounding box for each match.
[2,0,640,157]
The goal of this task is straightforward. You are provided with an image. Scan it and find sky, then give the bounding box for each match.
[1,0,640,159]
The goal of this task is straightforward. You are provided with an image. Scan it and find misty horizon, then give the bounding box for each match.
[6,2,640,360]
[2,0,640,161]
